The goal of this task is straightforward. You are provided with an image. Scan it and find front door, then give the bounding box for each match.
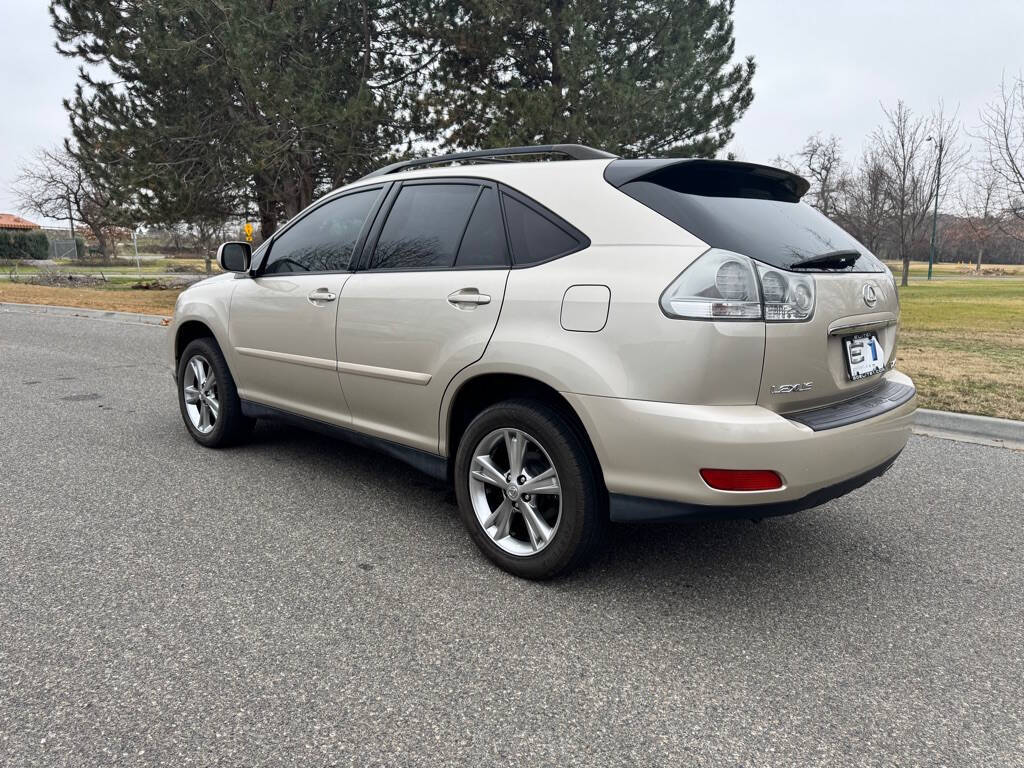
[337,180,510,452]
[229,186,385,425]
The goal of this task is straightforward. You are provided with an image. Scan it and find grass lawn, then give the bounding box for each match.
[895,279,1024,420]
[3,269,1022,420]
[0,282,179,316]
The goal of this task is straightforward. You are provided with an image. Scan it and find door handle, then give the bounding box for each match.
[307,289,337,304]
[447,289,491,308]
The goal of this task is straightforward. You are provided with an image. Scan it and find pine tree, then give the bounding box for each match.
[419,0,754,157]
[51,1,425,238]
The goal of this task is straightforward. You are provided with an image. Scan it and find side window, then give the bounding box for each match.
[502,193,583,266]
[369,183,479,270]
[263,189,378,275]
[454,187,508,268]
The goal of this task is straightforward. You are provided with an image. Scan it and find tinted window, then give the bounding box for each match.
[263,190,377,274]
[502,194,582,266]
[455,188,508,268]
[619,171,885,272]
[370,184,479,270]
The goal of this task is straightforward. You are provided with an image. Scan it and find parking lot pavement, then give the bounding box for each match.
[1,309,1022,767]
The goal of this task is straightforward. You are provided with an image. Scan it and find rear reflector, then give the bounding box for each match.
[699,468,783,491]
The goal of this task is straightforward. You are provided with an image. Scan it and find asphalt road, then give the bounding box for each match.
[1,310,1022,767]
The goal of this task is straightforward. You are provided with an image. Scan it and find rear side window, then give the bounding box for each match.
[263,189,378,274]
[612,161,885,272]
[455,187,508,268]
[502,193,585,266]
[370,183,479,270]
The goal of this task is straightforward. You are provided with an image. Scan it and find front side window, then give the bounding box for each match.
[263,189,378,275]
[369,183,480,270]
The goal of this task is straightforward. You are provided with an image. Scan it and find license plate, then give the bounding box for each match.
[844,333,886,380]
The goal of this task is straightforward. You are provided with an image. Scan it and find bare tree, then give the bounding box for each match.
[979,73,1024,227]
[798,134,850,218]
[957,161,1003,271]
[13,146,121,257]
[872,101,946,286]
[772,134,849,217]
[839,149,893,256]
[924,103,969,269]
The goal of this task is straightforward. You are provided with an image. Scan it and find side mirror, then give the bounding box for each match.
[217,241,252,273]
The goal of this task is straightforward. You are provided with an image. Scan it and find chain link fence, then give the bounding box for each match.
[48,239,79,260]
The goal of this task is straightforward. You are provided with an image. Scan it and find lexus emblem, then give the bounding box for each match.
[862,283,878,308]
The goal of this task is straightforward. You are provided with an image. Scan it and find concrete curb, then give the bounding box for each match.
[0,301,170,327]
[913,408,1024,448]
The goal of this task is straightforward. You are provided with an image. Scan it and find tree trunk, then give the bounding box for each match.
[255,175,278,240]
[282,159,316,220]
[900,244,910,287]
[976,245,983,272]
[549,0,566,134]
[95,230,112,259]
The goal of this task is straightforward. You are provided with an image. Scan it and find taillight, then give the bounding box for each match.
[755,264,815,322]
[659,249,762,319]
[660,248,815,322]
[699,468,784,491]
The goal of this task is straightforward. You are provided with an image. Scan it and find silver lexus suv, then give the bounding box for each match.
[168,145,916,579]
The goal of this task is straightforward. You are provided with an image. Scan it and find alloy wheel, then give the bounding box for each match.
[468,428,562,556]
[182,354,219,435]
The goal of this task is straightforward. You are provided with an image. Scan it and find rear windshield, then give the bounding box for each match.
[614,162,885,272]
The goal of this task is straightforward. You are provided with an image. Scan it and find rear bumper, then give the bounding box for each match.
[563,370,916,521]
[609,450,901,522]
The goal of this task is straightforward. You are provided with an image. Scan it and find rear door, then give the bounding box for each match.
[757,272,899,412]
[611,159,899,413]
[336,179,510,452]
[229,186,385,424]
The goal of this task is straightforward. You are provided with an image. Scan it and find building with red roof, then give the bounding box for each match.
[0,213,41,231]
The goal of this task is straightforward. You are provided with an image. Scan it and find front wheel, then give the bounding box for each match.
[177,337,253,447]
[454,399,605,579]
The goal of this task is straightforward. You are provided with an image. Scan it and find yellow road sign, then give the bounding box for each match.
[244,222,254,242]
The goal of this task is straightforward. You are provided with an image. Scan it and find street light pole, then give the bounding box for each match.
[927,135,944,281]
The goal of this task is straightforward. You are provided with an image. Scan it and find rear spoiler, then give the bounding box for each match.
[603,158,809,203]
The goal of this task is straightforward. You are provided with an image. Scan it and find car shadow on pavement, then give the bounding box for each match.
[244,421,899,605]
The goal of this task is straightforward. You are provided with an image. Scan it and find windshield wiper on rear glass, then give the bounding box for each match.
[789,249,860,270]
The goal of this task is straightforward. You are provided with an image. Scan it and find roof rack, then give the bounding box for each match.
[359,144,617,180]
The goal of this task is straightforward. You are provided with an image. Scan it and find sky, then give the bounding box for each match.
[2,1,1023,224]
[728,1,1024,164]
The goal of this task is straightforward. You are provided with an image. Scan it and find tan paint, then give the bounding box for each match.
[565,370,915,505]
[236,346,338,372]
[336,269,509,452]
[757,273,901,413]
[470,244,766,402]
[167,274,237,372]
[229,273,352,425]
[560,284,611,332]
[335,360,432,385]
[436,244,768,455]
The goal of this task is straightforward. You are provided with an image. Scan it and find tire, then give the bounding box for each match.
[176,337,253,448]
[454,398,606,579]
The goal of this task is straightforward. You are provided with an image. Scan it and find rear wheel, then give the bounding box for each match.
[177,337,253,447]
[454,399,604,579]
